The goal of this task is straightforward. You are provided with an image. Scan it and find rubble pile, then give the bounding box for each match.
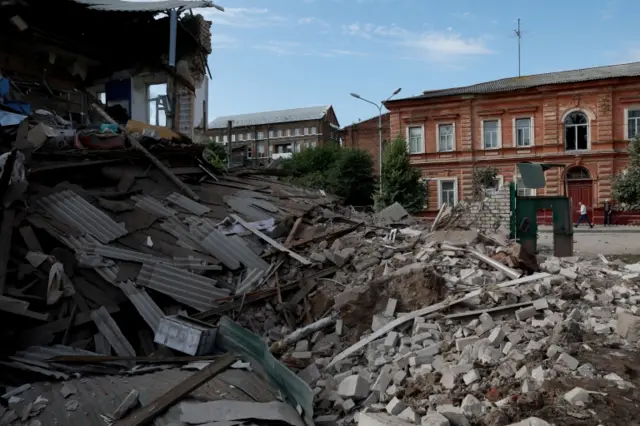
[0,114,640,425]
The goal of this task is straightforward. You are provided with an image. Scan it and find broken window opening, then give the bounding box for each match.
[564,111,588,151]
[148,83,168,127]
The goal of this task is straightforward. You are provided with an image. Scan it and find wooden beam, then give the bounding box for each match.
[114,353,235,426]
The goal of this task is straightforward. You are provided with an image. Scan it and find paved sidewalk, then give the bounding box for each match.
[538,225,640,233]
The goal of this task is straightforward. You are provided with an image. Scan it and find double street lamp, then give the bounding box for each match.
[350,88,402,192]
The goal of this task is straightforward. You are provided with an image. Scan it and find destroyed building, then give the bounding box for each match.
[1,2,640,426]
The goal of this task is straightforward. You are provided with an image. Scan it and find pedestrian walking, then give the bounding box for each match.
[604,199,613,226]
[575,201,593,228]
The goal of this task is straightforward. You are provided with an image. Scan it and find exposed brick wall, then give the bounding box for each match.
[459,186,511,233]
[341,113,390,173]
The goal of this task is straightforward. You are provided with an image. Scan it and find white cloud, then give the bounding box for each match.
[198,7,285,28]
[298,16,331,30]
[452,12,475,20]
[342,22,493,62]
[253,41,300,56]
[253,41,367,58]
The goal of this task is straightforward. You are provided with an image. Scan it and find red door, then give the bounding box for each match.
[568,182,593,223]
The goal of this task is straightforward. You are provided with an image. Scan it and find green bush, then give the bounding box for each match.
[329,149,376,206]
[281,146,375,205]
[472,166,499,199]
[203,141,228,171]
[374,135,427,213]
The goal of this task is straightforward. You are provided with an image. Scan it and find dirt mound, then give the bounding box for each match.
[388,268,448,312]
[339,268,448,334]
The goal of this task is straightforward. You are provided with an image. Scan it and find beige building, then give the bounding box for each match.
[207,105,340,160]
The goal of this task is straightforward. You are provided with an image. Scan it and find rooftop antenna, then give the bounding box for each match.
[514,18,522,77]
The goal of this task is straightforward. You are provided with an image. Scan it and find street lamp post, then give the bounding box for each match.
[350,88,401,193]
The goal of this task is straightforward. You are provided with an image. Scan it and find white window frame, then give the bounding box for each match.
[223,135,228,143]
[562,108,591,152]
[268,130,275,138]
[246,132,252,141]
[436,123,455,152]
[237,133,243,141]
[513,117,534,147]
[485,175,505,197]
[277,129,283,138]
[304,127,309,135]
[286,129,292,137]
[405,125,425,154]
[482,119,502,150]
[515,167,537,196]
[624,106,640,141]
[295,128,302,136]
[311,126,317,134]
[437,178,458,208]
[215,136,220,143]
[257,131,264,140]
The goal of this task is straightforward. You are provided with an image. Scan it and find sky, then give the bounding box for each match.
[187,0,637,127]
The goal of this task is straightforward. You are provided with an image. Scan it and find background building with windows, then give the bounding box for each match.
[340,113,390,173]
[384,61,640,223]
[207,105,340,162]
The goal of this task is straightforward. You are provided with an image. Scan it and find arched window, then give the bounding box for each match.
[566,166,591,181]
[564,112,589,151]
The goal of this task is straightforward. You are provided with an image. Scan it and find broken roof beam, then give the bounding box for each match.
[229,214,312,266]
[91,103,201,202]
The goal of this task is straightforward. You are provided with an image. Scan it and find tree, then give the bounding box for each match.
[374,135,427,213]
[329,149,376,206]
[281,146,375,205]
[613,137,640,208]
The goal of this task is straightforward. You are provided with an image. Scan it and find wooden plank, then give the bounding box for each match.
[113,353,235,426]
[91,104,200,202]
[284,217,303,248]
[0,209,16,294]
[230,214,311,266]
[326,272,550,369]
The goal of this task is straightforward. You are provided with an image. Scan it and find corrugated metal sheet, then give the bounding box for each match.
[172,257,222,271]
[209,105,331,129]
[36,190,128,243]
[198,229,269,271]
[62,234,119,283]
[236,268,265,295]
[90,307,136,357]
[136,263,230,311]
[166,192,211,216]
[5,345,121,378]
[72,0,214,12]
[118,281,165,332]
[6,367,275,426]
[132,195,177,218]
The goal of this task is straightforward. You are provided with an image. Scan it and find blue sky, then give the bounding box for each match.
[195,0,636,127]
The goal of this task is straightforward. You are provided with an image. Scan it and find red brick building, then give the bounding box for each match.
[341,113,390,173]
[384,62,640,224]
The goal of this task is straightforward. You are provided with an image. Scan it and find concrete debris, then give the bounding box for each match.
[1,140,640,426]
